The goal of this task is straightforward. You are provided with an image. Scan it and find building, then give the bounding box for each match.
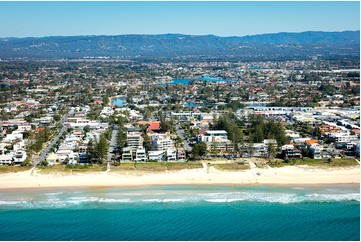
[122,147,133,161]
[126,132,144,150]
[199,130,228,143]
[152,134,174,151]
[176,148,186,160]
[281,145,302,159]
[166,148,177,161]
[148,150,165,162]
[135,147,147,162]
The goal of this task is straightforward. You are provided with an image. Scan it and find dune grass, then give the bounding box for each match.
[212,163,250,171]
[268,157,359,168]
[0,165,32,173]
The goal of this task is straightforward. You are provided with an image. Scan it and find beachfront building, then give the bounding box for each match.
[152,134,174,151]
[135,147,147,162]
[177,148,186,160]
[166,148,177,161]
[122,147,133,161]
[0,154,12,165]
[148,150,165,162]
[126,132,144,150]
[280,145,302,159]
[198,130,228,143]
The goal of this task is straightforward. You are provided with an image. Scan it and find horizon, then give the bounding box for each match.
[1,29,360,39]
[0,1,359,38]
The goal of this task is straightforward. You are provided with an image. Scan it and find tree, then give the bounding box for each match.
[97,133,109,163]
[267,142,277,159]
[192,142,207,159]
[83,125,90,134]
[53,114,61,122]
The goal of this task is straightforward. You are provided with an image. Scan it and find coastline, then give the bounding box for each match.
[0,165,359,190]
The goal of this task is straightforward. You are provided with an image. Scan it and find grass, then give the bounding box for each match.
[186,162,203,169]
[268,157,359,168]
[212,163,250,171]
[134,162,168,172]
[111,161,203,172]
[111,162,136,171]
[37,164,107,174]
[0,165,32,173]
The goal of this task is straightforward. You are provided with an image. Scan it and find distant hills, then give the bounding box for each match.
[0,31,359,61]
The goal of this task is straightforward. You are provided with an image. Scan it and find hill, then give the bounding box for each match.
[0,31,359,61]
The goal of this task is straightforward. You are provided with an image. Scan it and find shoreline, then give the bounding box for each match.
[0,165,359,190]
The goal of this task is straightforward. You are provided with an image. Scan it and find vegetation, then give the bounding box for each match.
[87,133,109,164]
[268,158,359,167]
[212,163,250,171]
[37,164,107,174]
[0,166,32,173]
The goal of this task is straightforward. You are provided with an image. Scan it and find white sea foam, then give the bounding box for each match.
[0,190,359,209]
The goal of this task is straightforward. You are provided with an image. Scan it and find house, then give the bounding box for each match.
[309,144,323,159]
[148,150,165,162]
[166,148,177,161]
[135,147,147,162]
[0,154,13,165]
[177,148,186,161]
[46,153,59,165]
[12,150,27,164]
[122,147,133,161]
[281,145,302,159]
[147,121,161,132]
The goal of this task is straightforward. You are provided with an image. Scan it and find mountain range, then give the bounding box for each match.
[0,31,359,61]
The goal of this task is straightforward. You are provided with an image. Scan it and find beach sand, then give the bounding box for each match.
[0,164,359,190]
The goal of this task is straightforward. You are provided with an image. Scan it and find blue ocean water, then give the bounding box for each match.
[0,185,359,241]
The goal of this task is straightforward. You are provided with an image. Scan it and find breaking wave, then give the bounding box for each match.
[0,190,359,209]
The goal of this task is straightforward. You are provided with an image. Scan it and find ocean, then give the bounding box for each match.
[0,185,359,241]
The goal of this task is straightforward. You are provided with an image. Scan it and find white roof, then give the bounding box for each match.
[205,130,227,134]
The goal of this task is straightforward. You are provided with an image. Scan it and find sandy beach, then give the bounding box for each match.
[0,164,359,190]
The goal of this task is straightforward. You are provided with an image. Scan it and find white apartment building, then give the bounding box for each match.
[135,147,147,162]
[148,150,165,162]
[199,130,228,143]
[152,135,174,151]
[126,132,144,150]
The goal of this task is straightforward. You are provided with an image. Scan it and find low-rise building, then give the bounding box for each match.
[122,147,133,161]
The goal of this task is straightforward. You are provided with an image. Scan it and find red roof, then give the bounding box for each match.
[147,121,160,131]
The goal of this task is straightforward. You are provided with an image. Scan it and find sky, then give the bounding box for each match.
[0,1,359,38]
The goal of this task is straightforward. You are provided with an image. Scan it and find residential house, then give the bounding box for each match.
[122,147,133,161]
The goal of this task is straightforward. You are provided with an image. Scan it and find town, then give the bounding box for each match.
[0,59,359,170]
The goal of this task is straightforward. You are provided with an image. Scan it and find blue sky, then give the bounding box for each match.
[0,1,359,37]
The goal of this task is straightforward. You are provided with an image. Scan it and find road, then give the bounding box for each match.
[176,124,192,152]
[107,127,119,162]
[33,110,73,166]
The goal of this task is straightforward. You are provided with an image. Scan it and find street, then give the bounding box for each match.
[107,127,118,162]
[176,124,192,152]
[33,110,74,166]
